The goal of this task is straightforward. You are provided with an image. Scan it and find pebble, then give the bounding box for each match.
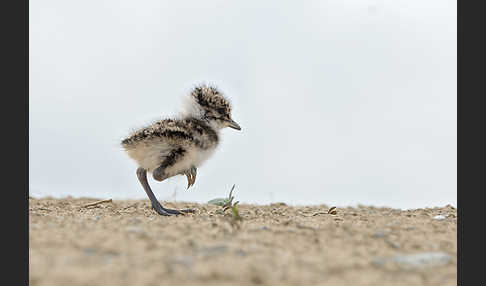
[433,215,447,220]
[197,245,228,257]
[83,248,97,255]
[167,256,193,270]
[235,249,248,256]
[30,223,40,230]
[392,252,452,268]
[373,252,452,269]
[130,217,141,224]
[385,239,401,249]
[372,230,387,238]
[125,226,147,237]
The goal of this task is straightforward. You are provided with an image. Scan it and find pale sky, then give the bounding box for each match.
[29,0,457,209]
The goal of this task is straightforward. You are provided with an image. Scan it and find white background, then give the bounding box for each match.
[30,0,457,209]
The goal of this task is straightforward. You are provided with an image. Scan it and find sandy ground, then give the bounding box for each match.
[29,197,457,286]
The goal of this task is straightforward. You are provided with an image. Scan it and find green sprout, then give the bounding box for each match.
[207,184,239,210]
[207,185,242,226]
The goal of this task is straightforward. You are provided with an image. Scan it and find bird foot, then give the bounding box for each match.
[165,208,196,215]
[151,203,196,216]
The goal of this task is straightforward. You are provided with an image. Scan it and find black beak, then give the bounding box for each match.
[227,119,241,130]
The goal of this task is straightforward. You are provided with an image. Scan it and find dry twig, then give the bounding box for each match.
[80,199,113,208]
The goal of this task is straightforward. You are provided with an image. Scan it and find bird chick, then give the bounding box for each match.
[121,84,241,216]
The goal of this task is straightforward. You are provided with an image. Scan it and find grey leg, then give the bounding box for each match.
[136,167,171,216]
[149,165,196,215]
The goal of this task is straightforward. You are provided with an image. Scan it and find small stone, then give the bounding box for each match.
[197,245,228,257]
[371,257,387,267]
[167,256,193,269]
[126,226,142,232]
[83,248,97,255]
[385,239,401,249]
[372,230,387,238]
[392,252,452,269]
[385,221,399,227]
[235,249,248,256]
[130,217,141,224]
[125,226,147,237]
[433,215,446,220]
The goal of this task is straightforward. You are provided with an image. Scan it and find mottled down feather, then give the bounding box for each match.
[121,118,218,173]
